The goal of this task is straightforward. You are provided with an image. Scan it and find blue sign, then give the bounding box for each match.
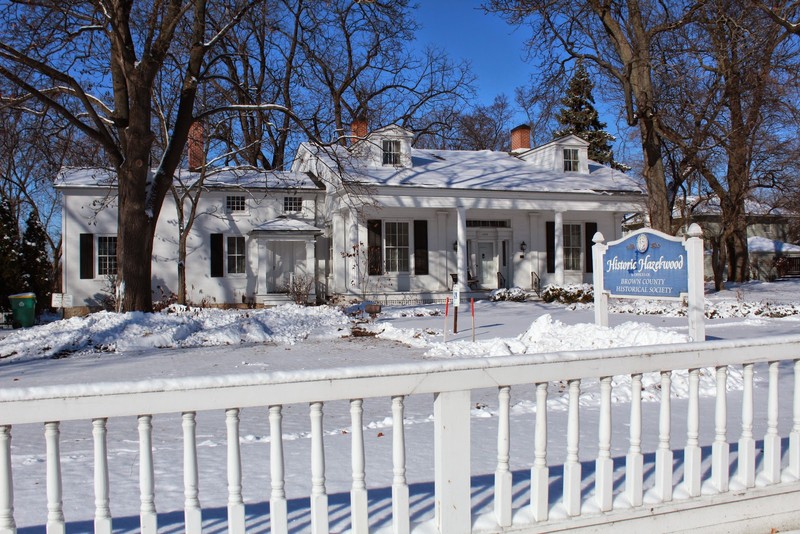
[603,231,688,298]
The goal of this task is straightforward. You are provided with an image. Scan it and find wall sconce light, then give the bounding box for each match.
[453,240,458,251]
[520,241,527,252]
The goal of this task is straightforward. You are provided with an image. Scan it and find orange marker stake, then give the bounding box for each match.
[471,298,475,342]
[444,297,449,342]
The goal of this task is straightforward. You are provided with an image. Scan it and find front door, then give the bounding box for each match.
[477,242,496,288]
[268,241,304,292]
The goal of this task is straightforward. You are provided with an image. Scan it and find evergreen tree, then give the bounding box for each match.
[554,62,629,171]
[0,199,22,310]
[21,210,52,313]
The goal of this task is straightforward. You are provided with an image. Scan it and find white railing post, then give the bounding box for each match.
[391,396,410,534]
[350,399,368,534]
[138,415,157,534]
[763,361,782,484]
[309,401,329,534]
[564,379,582,517]
[269,405,288,534]
[712,367,729,492]
[0,426,14,534]
[434,390,471,533]
[655,371,673,502]
[531,382,549,521]
[738,363,756,487]
[227,408,245,533]
[45,421,64,534]
[182,412,202,533]
[596,376,613,511]
[791,359,800,479]
[495,386,512,527]
[92,418,111,534]
[626,374,643,507]
[684,369,701,497]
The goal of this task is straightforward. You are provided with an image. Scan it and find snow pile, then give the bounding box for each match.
[0,304,351,361]
[604,298,800,318]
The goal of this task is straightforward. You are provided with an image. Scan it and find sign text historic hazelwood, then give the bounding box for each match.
[603,231,688,298]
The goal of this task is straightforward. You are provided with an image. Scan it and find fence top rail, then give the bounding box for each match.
[2,334,800,425]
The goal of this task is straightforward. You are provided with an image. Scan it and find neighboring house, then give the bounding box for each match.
[56,122,645,312]
[672,196,800,280]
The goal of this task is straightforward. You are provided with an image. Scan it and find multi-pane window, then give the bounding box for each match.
[97,236,117,276]
[283,196,302,212]
[226,195,246,213]
[227,236,246,274]
[563,224,582,271]
[382,140,401,166]
[384,222,410,272]
[563,148,579,172]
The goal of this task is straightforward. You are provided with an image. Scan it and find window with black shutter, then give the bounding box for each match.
[546,221,555,273]
[585,222,598,273]
[367,220,382,275]
[79,233,94,279]
[414,220,429,275]
[210,233,224,277]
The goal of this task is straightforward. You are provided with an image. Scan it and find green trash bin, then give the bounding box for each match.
[8,292,36,328]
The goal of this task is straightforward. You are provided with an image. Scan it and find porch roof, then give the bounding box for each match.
[250,217,323,235]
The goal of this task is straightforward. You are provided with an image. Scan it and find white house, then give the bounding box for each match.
[56,123,644,312]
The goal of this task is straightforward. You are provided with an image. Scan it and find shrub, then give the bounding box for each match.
[540,284,594,304]
[489,287,528,302]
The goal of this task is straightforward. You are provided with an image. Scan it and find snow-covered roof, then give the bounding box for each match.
[55,167,322,191]
[251,217,323,234]
[748,236,800,253]
[675,196,787,217]
[299,144,642,194]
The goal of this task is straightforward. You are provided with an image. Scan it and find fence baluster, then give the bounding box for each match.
[309,401,328,534]
[564,379,581,517]
[764,361,782,484]
[738,363,756,487]
[92,418,111,534]
[626,373,643,507]
[269,405,288,534]
[791,360,800,479]
[596,376,613,511]
[182,412,202,533]
[138,415,157,534]
[531,382,549,521]
[227,408,245,533]
[350,399,368,534]
[0,426,14,534]
[655,371,673,502]
[495,386,512,527]
[712,366,729,492]
[392,395,410,534]
[45,421,64,534]
[685,369,701,496]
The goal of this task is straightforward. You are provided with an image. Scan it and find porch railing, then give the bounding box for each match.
[2,336,800,533]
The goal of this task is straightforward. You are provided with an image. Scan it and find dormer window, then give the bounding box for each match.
[563,148,579,172]
[382,140,401,166]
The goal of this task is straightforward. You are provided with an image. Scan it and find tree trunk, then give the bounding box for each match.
[711,235,726,291]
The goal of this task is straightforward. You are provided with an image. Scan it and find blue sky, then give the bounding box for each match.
[412,1,532,122]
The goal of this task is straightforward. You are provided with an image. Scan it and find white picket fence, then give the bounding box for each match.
[2,335,800,533]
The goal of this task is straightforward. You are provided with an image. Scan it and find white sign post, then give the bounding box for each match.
[593,223,705,342]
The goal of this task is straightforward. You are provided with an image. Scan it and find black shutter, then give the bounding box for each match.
[367,220,382,275]
[585,222,598,273]
[210,233,224,277]
[546,221,555,273]
[414,220,429,275]
[79,233,94,279]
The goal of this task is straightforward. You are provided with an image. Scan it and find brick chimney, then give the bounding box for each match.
[188,122,204,171]
[351,117,368,143]
[510,124,532,153]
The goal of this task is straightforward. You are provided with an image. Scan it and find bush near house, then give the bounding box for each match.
[540,284,594,304]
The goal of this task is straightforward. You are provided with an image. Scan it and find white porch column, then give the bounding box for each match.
[613,212,625,241]
[305,239,317,303]
[554,210,564,285]
[332,211,346,293]
[437,211,449,289]
[528,212,540,290]
[346,212,360,296]
[456,204,467,292]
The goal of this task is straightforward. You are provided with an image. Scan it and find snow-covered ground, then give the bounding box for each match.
[2,279,800,531]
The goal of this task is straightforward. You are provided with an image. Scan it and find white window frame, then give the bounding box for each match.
[563,148,579,172]
[563,223,582,271]
[382,140,401,166]
[384,221,410,273]
[283,196,303,213]
[227,235,246,275]
[97,235,117,277]
[226,195,247,214]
